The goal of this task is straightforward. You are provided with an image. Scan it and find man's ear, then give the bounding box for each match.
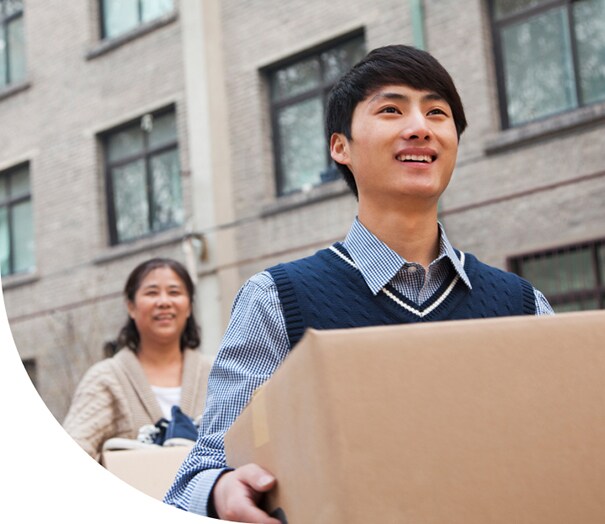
[330,133,350,166]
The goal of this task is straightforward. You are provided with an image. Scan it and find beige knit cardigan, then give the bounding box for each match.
[62,347,213,462]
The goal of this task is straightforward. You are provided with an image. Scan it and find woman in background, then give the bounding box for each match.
[63,257,213,462]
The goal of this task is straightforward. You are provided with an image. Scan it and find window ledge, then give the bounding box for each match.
[261,179,351,218]
[93,227,186,265]
[484,101,605,155]
[1,270,39,290]
[0,80,31,103]
[85,12,178,60]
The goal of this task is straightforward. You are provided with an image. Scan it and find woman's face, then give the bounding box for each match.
[127,266,192,347]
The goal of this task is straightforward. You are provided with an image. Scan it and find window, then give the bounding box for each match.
[103,108,183,245]
[509,239,605,312]
[0,0,26,89]
[489,0,605,127]
[100,0,173,39]
[267,34,366,196]
[0,163,35,276]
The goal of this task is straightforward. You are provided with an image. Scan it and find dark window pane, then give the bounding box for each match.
[598,244,605,278]
[0,206,8,275]
[321,37,366,84]
[493,0,549,19]
[10,165,29,198]
[272,58,320,101]
[277,98,325,194]
[112,160,148,242]
[4,0,24,17]
[150,150,183,231]
[0,164,34,276]
[521,248,595,295]
[574,0,605,105]
[141,0,173,23]
[557,248,595,292]
[102,0,138,38]
[554,297,599,312]
[0,174,7,202]
[12,199,34,273]
[501,8,577,125]
[107,126,144,162]
[7,15,25,83]
[519,256,557,294]
[148,112,177,149]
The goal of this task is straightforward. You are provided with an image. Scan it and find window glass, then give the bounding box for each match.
[272,58,320,102]
[4,0,24,17]
[554,298,599,313]
[269,35,365,195]
[7,14,25,83]
[111,160,148,242]
[277,98,325,194]
[598,244,605,278]
[10,165,29,198]
[321,38,366,84]
[102,0,138,39]
[0,206,8,275]
[0,164,34,276]
[518,256,557,294]
[0,25,6,86]
[493,0,548,18]
[150,150,182,231]
[141,0,173,23]
[107,127,144,162]
[520,248,595,295]
[574,0,605,105]
[148,112,177,149]
[12,199,34,273]
[0,175,6,201]
[513,240,605,312]
[501,8,576,125]
[105,109,181,244]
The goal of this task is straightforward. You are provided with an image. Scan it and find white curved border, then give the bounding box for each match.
[0,280,217,523]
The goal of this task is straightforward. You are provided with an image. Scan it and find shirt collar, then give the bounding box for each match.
[342,217,472,295]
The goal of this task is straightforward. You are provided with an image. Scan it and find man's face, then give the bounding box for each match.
[331,84,459,211]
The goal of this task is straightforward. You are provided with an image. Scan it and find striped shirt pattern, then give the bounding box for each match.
[164,218,554,515]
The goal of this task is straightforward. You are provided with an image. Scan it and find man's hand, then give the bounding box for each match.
[212,463,281,523]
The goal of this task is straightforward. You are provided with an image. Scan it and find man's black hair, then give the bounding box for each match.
[325,44,468,198]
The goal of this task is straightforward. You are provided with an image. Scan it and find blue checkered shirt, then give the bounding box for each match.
[164,218,553,515]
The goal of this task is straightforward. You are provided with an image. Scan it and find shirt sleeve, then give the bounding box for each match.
[163,271,290,515]
[533,288,555,315]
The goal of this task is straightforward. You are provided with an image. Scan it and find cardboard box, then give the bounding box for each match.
[102,444,192,500]
[225,311,605,524]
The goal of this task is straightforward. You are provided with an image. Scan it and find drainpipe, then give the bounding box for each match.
[410,0,426,50]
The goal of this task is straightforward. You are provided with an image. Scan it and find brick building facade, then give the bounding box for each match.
[2,0,604,421]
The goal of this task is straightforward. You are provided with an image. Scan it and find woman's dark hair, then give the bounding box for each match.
[325,44,468,198]
[117,257,201,352]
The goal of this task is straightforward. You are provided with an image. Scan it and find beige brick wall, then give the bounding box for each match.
[2,0,605,421]
[1,1,196,420]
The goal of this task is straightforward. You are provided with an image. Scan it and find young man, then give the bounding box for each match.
[164,45,553,522]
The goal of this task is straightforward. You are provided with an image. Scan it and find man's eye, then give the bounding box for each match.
[380,106,400,114]
[428,108,447,116]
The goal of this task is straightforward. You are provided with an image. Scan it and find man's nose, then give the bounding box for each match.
[401,110,432,141]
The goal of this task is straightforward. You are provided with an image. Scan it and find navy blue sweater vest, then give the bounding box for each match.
[267,243,536,348]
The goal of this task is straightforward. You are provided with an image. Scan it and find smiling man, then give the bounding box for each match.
[164,45,553,523]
